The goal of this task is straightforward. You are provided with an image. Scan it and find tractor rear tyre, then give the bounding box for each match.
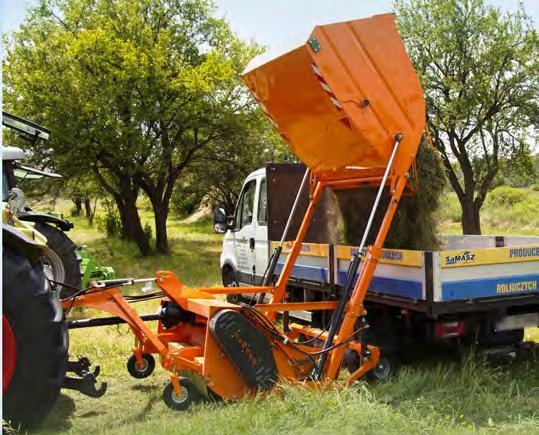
[35,222,82,298]
[2,245,68,428]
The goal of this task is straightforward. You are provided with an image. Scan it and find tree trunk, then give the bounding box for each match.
[93,168,151,255]
[84,198,92,219]
[72,197,82,216]
[88,197,98,225]
[153,202,169,254]
[460,198,482,235]
[117,196,151,255]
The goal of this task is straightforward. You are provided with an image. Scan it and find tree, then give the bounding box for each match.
[178,112,287,216]
[4,0,259,253]
[64,174,101,223]
[395,0,538,234]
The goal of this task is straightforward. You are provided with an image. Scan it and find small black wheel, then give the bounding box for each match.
[163,377,199,411]
[222,267,241,303]
[127,353,155,379]
[365,354,396,382]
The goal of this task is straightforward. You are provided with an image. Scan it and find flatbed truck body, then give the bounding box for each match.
[219,165,539,357]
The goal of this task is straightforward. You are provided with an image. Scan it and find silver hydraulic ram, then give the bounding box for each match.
[312,133,403,380]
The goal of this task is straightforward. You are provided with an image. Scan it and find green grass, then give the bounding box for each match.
[436,186,539,235]
[29,194,539,434]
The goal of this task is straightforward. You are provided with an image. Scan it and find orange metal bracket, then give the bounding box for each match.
[63,288,168,357]
[325,172,409,380]
[270,180,325,316]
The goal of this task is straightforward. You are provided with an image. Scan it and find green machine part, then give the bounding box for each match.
[77,246,115,289]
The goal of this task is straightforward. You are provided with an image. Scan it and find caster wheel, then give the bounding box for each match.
[127,353,155,379]
[365,354,396,382]
[163,377,199,410]
[344,350,396,383]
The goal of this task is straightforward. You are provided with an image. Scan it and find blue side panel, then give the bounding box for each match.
[442,274,539,301]
[275,262,329,284]
[337,271,423,300]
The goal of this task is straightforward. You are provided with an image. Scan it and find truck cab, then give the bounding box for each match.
[220,168,269,288]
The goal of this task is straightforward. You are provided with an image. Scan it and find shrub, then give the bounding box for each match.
[486,186,527,207]
[96,210,123,239]
[143,222,153,243]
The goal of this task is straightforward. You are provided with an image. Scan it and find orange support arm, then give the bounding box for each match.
[268,180,324,319]
[325,172,409,380]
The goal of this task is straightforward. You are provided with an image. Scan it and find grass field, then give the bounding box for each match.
[436,186,539,235]
[29,188,539,434]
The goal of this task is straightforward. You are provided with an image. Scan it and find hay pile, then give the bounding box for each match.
[333,140,446,250]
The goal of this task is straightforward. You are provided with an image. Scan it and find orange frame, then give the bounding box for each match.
[64,169,409,398]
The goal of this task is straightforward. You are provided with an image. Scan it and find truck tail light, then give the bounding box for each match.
[435,321,465,338]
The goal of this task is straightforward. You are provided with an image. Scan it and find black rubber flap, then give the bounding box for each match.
[209,309,278,391]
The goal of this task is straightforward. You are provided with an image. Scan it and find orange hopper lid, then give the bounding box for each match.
[242,13,425,183]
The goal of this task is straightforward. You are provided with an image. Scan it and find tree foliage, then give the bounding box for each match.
[395,0,538,234]
[173,112,287,216]
[4,0,262,253]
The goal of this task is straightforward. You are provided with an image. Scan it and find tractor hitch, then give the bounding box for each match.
[62,356,107,398]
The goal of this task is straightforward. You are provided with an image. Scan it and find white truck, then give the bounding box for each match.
[216,164,539,377]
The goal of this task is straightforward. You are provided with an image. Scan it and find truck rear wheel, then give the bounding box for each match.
[2,245,68,428]
[35,222,82,297]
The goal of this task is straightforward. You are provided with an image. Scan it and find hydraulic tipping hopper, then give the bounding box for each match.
[64,13,426,409]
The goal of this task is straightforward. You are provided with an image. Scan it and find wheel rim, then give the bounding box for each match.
[3,315,16,393]
[136,359,148,372]
[225,269,237,287]
[373,356,391,379]
[42,248,65,285]
[171,386,188,404]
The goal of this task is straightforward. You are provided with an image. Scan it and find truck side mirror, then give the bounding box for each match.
[213,207,227,234]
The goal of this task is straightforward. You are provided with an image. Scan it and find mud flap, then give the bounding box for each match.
[209,309,278,391]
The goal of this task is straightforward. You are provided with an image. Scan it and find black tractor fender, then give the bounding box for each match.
[2,224,48,263]
[17,211,74,232]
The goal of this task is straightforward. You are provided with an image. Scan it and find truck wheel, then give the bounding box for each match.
[481,329,524,346]
[35,222,82,298]
[222,267,240,303]
[3,245,68,428]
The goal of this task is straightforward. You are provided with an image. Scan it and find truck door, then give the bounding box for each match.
[233,179,257,284]
[254,177,269,284]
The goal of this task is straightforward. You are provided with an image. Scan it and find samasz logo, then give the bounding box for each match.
[445,251,476,266]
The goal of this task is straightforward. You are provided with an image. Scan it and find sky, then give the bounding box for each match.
[1,0,538,52]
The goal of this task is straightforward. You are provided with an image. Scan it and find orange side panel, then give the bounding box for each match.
[202,325,252,401]
[242,13,425,182]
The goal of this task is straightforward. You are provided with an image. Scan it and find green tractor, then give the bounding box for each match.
[2,112,107,428]
[2,111,115,295]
